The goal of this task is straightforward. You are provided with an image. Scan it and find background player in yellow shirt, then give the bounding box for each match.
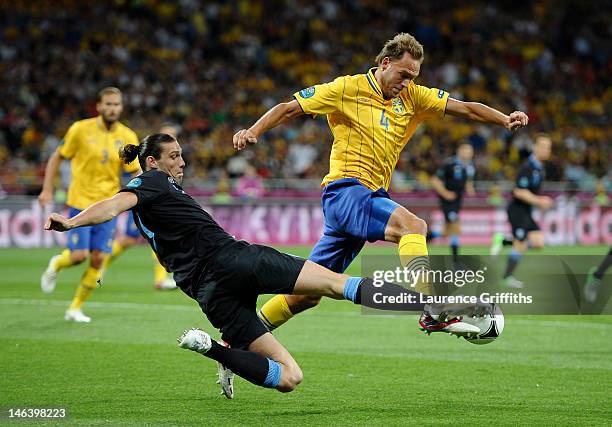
[101,122,179,290]
[38,87,140,322]
[234,33,528,334]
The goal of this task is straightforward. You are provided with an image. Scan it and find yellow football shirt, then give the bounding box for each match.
[294,68,449,191]
[59,117,140,210]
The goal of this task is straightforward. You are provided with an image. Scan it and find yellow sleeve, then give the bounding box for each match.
[413,84,449,121]
[293,76,344,117]
[122,130,141,174]
[58,122,80,159]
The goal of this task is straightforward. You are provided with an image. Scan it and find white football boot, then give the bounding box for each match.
[217,362,235,399]
[41,255,61,294]
[419,312,480,336]
[179,330,234,398]
[178,328,212,354]
[215,340,234,399]
[155,277,178,290]
[64,309,91,323]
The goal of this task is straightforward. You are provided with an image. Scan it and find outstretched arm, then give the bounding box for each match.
[45,192,138,232]
[233,100,305,151]
[445,98,528,131]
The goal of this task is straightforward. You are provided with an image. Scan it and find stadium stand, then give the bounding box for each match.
[0,0,609,195]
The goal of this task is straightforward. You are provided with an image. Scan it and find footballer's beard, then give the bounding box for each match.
[381,78,392,100]
[101,112,119,127]
[381,80,397,100]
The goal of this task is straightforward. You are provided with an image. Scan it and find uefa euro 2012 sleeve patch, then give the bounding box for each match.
[127,177,142,188]
[299,86,316,99]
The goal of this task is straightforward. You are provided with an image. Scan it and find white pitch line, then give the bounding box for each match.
[0,298,193,312]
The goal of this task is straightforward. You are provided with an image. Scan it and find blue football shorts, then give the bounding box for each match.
[66,207,117,253]
[309,178,401,273]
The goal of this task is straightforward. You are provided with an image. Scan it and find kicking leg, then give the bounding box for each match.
[258,231,364,331]
[292,261,483,335]
[384,204,432,294]
[363,197,482,332]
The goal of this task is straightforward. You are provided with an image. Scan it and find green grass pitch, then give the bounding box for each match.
[1,245,610,425]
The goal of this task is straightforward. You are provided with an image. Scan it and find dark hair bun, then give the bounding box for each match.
[119,144,140,164]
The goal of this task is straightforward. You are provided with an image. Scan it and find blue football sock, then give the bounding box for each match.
[343,277,361,303]
[343,277,425,311]
[504,249,522,278]
[450,235,460,261]
[205,341,280,389]
[263,358,282,388]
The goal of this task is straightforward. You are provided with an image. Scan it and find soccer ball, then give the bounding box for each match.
[462,304,505,345]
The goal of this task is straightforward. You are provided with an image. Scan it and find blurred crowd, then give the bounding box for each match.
[0,0,610,196]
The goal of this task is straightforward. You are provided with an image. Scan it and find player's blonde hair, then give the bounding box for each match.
[375,33,424,65]
[98,86,122,101]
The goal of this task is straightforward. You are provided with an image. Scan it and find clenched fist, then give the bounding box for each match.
[505,111,529,131]
[233,129,258,151]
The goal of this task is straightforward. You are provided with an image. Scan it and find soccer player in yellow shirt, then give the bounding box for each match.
[38,87,141,322]
[234,33,528,333]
